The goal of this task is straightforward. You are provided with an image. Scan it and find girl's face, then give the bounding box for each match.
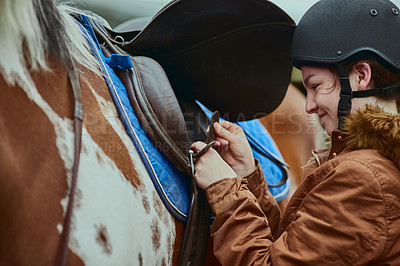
[301,63,396,136]
[301,66,341,135]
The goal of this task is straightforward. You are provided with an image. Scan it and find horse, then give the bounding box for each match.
[0,1,185,265]
[0,0,315,265]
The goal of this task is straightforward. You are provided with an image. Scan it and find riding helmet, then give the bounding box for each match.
[291,0,400,73]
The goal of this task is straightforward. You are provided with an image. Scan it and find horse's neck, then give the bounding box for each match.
[0,55,75,264]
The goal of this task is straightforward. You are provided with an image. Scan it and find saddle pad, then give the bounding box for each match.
[79,15,289,223]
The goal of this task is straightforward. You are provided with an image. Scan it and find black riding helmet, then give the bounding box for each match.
[291,0,400,129]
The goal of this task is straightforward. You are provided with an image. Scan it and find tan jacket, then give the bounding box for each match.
[206,106,400,265]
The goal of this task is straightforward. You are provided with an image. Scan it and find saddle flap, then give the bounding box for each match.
[115,0,296,121]
[133,56,192,154]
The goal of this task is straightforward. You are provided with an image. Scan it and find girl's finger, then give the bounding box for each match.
[190,141,207,152]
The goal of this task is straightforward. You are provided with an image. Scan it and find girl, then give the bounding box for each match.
[192,0,400,264]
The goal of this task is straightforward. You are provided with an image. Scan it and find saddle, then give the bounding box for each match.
[84,0,295,264]
[106,0,295,121]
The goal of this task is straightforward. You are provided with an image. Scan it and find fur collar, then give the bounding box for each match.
[344,105,400,168]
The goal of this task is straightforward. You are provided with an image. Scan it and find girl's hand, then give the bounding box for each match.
[191,141,237,190]
[213,121,256,178]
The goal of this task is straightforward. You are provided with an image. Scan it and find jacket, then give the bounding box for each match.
[206,106,400,265]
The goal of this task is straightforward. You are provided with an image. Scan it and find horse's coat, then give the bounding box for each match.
[1,58,179,265]
[0,1,179,264]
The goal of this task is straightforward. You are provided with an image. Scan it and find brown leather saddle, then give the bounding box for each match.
[85,0,295,265]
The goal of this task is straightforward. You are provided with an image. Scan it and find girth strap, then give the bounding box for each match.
[178,111,219,266]
[54,59,83,266]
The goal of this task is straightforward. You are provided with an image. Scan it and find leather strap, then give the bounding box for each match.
[54,59,83,266]
[337,63,352,130]
[178,111,219,266]
[336,63,398,130]
[352,80,399,98]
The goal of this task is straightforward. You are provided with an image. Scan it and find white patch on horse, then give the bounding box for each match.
[69,87,176,265]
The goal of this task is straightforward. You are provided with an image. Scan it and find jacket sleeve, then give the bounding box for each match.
[205,159,387,265]
[243,160,281,238]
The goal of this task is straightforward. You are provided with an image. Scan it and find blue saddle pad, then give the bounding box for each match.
[79,15,290,224]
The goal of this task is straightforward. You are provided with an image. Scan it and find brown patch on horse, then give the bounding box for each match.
[138,253,143,266]
[0,69,71,265]
[96,150,104,164]
[152,190,168,223]
[151,219,161,251]
[171,220,185,265]
[95,224,112,255]
[79,69,141,188]
[31,57,74,119]
[67,251,85,266]
[142,194,151,214]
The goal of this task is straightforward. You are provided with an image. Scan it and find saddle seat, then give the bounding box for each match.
[106,0,296,121]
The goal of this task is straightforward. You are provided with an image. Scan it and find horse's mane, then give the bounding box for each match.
[0,0,101,88]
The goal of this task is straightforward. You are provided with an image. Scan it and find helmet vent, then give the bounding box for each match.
[392,8,399,15]
[370,9,378,16]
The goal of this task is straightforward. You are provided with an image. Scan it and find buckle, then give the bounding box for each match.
[189,150,195,177]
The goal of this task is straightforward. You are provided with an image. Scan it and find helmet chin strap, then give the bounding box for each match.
[336,62,399,130]
[337,63,352,130]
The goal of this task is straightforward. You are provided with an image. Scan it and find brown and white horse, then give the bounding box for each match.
[0,0,324,265]
[0,0,184,265]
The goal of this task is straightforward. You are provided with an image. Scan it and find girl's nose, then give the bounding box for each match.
[305,93,317,114]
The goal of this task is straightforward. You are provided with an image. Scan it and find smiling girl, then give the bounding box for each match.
[190,0,400,264]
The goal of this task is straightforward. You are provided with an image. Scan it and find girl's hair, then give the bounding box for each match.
[366,60,400,88]
[363,60,400,113]
[329,60,400,112]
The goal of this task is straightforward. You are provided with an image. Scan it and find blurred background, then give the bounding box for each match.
[62,0,400,88]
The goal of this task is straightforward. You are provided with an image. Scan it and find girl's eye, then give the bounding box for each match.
[316,84,336,95]
[311,84,320,90]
